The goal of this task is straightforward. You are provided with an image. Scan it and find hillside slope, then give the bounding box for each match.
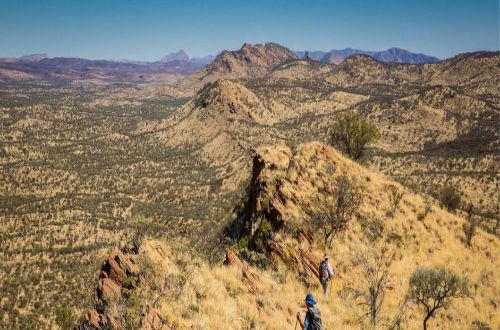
[247,51,500,224]
[78,142,499,329]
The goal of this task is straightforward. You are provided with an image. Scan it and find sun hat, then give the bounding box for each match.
[305,293,317,305]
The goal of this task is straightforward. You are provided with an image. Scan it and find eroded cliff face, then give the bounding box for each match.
[241,142,362,283]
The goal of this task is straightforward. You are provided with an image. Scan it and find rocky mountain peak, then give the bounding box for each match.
[209,42,297,77]
[160,49,190,63]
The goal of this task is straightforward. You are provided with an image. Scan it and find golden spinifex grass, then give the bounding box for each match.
[84,143,498,329]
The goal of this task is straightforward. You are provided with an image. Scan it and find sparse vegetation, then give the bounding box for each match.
[55,307,76,330]
[329,111,379,160]
[417,197,433,221]
[252,218,273,253]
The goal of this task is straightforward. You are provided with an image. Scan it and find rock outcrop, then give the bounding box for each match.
[77,243,171,330]
[240,142,364,282]
[224,250,261,294]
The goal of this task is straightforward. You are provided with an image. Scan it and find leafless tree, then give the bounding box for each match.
[387,295,411,330]
[341,246,395,328]
[307,174,363,247]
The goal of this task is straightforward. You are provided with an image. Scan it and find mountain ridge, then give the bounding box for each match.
[295,47,440,64]
[3,46,494,84]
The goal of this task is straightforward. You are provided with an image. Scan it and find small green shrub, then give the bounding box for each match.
[463,203,480,247]
[55,307,76,330]
[387,185,404,218]
[439,185,461,211]
[253,218,273,253]
[329,111,380,160]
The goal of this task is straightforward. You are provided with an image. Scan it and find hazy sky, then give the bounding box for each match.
[0,0,498,60]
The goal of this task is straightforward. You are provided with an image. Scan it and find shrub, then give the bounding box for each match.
[358,216,384,242]
[439,185,461,211]
[471,320,491,330]
[387,185,404,218]
[463,203,480,247]
[329,111,379,160]
[417,198,433,221]
[55,307,76,330]
[347,247,395,327]
[252,218,273,253]
[409,267,468,330]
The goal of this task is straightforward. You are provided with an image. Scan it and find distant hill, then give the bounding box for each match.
[0,50,218,83]
[160,50,190,63]
[295,47,440,64]
[0,53,48,63]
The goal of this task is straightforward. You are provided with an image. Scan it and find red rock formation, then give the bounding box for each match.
[240,143,339,284]
[77,254,135,329]
[225,250,261,294]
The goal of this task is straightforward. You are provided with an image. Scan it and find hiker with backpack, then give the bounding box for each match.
[319,253,334,295]
[296,293,323,330]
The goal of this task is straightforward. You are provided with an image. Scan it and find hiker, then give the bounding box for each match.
[296,293,323,330]
[319,253,334,295]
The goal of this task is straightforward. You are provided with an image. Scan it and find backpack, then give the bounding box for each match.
[319,260,330,282]
[306,306,323,330]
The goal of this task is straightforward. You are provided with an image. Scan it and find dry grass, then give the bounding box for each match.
[107,144,498,329]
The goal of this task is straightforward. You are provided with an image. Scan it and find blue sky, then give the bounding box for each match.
[0,0,498,60]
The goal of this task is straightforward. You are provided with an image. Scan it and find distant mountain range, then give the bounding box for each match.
[160,50,215,66]
[0,51,213,82]
[294,47,440,64]
[0,45,442,82]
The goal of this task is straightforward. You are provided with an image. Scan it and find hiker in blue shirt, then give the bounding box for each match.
[296,293,323,330]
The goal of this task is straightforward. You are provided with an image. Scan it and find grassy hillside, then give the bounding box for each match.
[1,50,498,328]
[79,142,499,329]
